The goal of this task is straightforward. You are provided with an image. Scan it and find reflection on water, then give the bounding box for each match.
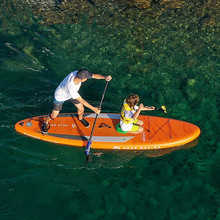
[142,138,200,157]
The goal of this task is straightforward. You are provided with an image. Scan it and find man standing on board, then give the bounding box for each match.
[41,69,112,134]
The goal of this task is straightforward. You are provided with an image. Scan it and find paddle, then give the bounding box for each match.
[85,81,109,162]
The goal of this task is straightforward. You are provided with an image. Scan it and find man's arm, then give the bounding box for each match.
[92,74,112,81]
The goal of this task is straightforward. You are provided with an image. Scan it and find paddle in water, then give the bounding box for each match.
[85,81,109,162]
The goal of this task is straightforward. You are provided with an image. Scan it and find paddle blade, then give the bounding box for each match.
[85,140,92,156]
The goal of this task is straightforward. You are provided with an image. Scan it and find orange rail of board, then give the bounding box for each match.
[15,113,201,150]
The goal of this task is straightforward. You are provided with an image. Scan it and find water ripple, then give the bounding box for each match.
[0,204,13,218]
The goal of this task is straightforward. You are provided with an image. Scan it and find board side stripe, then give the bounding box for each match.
[56,113,120,119]
[45,133,134,142]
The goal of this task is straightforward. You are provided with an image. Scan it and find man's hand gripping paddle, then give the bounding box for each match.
[85,81,109,162]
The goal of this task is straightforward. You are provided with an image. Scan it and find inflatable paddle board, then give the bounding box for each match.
[15,113,200,151]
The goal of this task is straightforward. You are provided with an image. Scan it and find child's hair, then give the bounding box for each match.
[126,94,140,108]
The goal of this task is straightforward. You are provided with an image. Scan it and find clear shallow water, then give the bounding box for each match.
[0,0,219,219]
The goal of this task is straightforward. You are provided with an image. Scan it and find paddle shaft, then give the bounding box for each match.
[85,81,109,157]
[89,81,109,140]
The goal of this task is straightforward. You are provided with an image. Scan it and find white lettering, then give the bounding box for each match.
[113,145,161,150]
[113,146,120,149]
[142,132,146,142]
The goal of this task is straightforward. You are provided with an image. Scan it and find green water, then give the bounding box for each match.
[0,0,219,219]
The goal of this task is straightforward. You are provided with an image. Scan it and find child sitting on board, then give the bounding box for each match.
[120,94,155,134]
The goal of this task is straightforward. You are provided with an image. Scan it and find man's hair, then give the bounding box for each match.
[76,69,93,79]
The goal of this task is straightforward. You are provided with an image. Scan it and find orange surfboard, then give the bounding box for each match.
[15,113,200,152]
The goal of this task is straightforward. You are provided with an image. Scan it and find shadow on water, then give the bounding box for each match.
[86,138,200,169]
[141,138,200,157]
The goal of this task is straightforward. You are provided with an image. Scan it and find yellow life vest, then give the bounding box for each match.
[120,100,135,124]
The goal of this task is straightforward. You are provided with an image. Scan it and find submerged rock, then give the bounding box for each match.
[133,0,151,9]
[160,0,187,9]
[198,14,217,27]
[24,0,58,8]
[2,0,218,28]
[187,79,196,87]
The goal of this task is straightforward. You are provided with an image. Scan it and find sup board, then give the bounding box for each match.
[15,113,200,151]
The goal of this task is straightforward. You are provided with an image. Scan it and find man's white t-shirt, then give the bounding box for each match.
[54,71,81,101]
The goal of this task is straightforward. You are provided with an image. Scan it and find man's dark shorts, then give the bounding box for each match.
[53,98,81,111]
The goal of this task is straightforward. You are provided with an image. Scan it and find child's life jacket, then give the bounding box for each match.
[120,100,139,124]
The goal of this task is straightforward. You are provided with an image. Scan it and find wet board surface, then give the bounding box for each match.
[15,113,201,151]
